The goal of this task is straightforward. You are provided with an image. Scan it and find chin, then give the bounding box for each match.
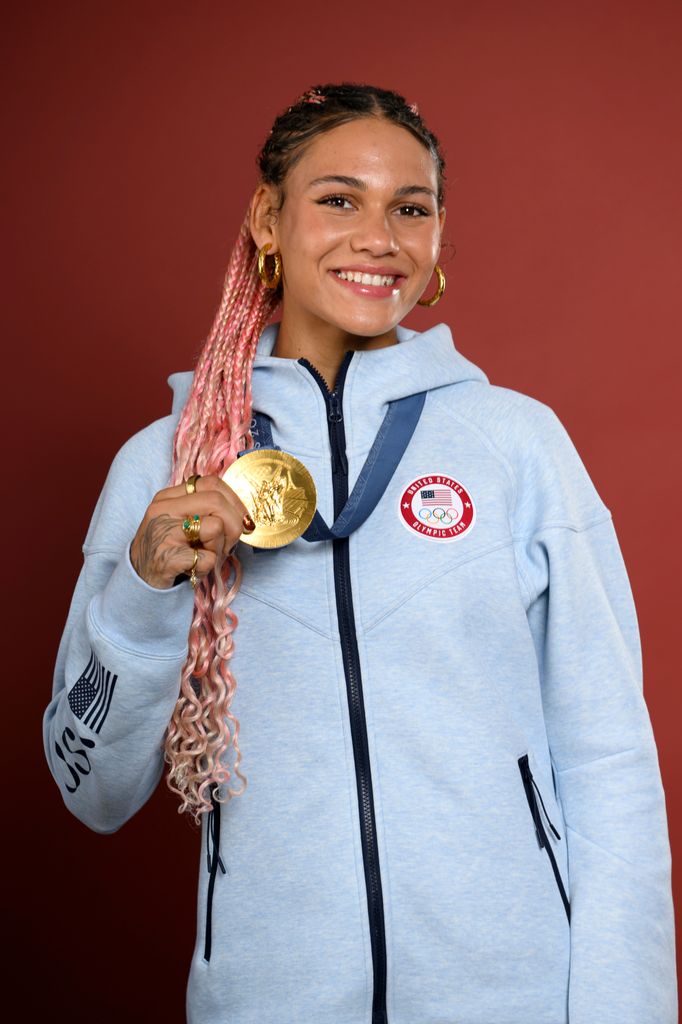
[326,305,404,338]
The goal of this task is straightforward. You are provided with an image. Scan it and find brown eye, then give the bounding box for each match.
[396,204,429,217]
[317,194,354,209]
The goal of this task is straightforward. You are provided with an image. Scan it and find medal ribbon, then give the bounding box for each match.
[240,391,427,542]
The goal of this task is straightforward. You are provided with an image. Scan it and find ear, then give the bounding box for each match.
[249,183,282,252]
[438,205,446,236]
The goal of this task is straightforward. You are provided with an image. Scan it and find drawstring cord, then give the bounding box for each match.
[520,758,562,848]
[204,785,226,962]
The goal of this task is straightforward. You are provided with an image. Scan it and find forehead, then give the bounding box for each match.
[288,118,438,189]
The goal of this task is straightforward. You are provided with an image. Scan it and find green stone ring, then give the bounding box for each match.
[182,513,202,548]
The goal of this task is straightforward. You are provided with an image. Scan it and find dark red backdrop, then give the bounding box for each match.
[3,2,680,1019]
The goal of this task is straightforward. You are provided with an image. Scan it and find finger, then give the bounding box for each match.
[152,475,249,514]
[185,529,229,560]
[182,546,216,580]
[150,478,250,519]
[147,492,250,541]
[140,511,225,556]
[195,473,246,499]
[177,513,224,548]
[195,475,252,520]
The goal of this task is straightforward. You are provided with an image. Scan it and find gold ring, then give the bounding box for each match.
[183,514,202,548]
[241,512,256,534]
[188,548,199,589]
[185,474,201,495]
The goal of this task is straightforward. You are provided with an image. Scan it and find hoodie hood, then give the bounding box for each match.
[168,321,487,412]
[250,319,487,398]
[167,320,488,455]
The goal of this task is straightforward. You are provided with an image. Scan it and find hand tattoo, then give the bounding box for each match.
[131,514,179,586]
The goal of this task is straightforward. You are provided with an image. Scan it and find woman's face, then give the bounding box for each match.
[251,117,446,339]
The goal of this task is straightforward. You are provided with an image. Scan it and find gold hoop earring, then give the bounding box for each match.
[417,264,446,307]
[258,243,282,289]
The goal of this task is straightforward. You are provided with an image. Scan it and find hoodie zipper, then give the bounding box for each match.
[299,353,389,1024]
[518,754,571,923]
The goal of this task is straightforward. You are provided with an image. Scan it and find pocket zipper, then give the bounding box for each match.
[518,754,571,923]
[204,786,227,962]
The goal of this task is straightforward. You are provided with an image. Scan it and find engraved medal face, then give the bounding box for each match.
[222,448,317,548]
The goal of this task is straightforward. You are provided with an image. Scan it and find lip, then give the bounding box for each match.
[332,264,407,278]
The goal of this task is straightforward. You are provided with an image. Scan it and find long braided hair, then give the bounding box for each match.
[164,82,447,821]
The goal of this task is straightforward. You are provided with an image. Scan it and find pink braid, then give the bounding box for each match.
[164,207,281,821]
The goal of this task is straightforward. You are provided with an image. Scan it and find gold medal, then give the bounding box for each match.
[222,449,317,548]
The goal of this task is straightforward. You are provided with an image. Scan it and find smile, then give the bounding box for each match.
[329,268,405,299]
[334,269,397,286]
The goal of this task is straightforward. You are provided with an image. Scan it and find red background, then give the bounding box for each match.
[3,1,680,1018]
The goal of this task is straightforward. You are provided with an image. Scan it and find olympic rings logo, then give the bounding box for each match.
[418,506,461,525]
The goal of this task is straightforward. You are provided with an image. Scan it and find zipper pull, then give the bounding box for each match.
[520,755,562,845]
[520,759,546,849]
[327,390,348,476]
[531,777,562,841]
[328,391,343,422]
[330,443,348,478]
[206,799,227,875]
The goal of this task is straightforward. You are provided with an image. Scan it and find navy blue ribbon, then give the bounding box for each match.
[237,392,426,542]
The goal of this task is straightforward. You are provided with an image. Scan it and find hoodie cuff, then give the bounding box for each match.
[90,545,196,657]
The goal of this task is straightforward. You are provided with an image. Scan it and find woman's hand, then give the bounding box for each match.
[130,475,251,590]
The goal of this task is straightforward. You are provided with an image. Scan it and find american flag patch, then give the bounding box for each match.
[420,488,452,505]
[68,651,118,734]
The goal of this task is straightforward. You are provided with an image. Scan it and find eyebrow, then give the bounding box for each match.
[307,174,437,200]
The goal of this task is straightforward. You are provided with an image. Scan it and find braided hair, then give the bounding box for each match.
[165,82,447,821]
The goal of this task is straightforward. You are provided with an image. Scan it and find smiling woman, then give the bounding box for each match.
[250,106,448,385]
[42,82,677,1024]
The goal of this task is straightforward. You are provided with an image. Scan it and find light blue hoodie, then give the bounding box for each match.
[43,321,677,1024]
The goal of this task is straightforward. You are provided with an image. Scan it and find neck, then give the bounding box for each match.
[272,308,398,391]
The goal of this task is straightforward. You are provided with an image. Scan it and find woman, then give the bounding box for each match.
[43,83,677,1023]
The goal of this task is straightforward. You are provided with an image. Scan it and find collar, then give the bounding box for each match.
[168,320,488,456]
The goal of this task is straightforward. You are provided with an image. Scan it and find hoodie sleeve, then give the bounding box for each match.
[43,419,196,833]
[511,402,677,1023]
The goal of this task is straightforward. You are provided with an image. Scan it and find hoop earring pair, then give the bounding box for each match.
[258,243,282,289]
[417,264,446,307]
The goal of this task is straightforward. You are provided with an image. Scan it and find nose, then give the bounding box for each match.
[349,206,399,255]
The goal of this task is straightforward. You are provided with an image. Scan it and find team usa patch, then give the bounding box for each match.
[398,473,476,542]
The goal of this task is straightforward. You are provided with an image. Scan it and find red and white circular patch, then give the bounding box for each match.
[398,473,476,542]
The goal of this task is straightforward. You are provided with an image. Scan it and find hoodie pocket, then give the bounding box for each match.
[518,753,571,924]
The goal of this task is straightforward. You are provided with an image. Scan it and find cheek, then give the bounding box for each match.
[282,209,346,263]
[406,224,441,262]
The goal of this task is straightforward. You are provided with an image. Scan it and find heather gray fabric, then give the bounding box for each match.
[43,321,677,1023]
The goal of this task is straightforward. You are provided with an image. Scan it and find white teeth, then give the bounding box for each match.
[335,269,397,286]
